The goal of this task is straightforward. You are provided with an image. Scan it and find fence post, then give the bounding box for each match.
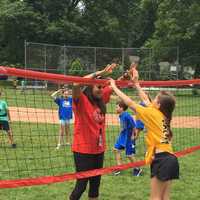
[44,45,47,72]
[94,47,97,71]
[24,40,27,70]
[122,48,124,69]
[63,45,66,75]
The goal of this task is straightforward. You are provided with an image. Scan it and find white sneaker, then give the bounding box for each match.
[114,171,121,176]
[56,144,61,150]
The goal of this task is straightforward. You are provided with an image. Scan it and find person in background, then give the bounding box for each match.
[13,79,18,89]
[51,88,73,149]
[20,79,26,93]
[0,91,16,148]
[113,100,142,176]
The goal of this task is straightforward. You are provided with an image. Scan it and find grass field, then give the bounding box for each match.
[0,122,199,179]
[0,151,200,200]
[0,85,200,199]
[1,87,200,116]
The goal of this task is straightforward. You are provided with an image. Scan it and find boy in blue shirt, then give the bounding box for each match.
[113,100,142,176]
[51,88,73,149]
[0,91,16,148]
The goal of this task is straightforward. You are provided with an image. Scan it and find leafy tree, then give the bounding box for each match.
[146,0,200,76]
[0,1,48,64]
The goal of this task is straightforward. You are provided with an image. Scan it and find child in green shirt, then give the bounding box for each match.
[0,91,16,148]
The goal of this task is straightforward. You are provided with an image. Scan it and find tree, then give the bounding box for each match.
[145,0,200,73]
[0,1,48,64]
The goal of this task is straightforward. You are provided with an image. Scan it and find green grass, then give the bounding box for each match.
[1,88,200,116]
[0,87,200,199]
[0,122,199,179]
[1,88,57,109]
[0,151,199,200]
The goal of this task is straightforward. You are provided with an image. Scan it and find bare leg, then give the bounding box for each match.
[7,129,14,145]
[114,149,122,165]
[150,177,170,200]
[163,181,172,200]
[56,124,65,149]
[65,123,70,145]
[127,155,136,163]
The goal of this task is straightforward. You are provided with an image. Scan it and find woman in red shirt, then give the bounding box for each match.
[70,64,116,200]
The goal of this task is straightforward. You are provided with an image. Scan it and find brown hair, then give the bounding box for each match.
[157,91,176,140]
[117,100,128,111]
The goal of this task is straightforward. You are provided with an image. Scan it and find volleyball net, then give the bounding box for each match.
[0,66,200,188]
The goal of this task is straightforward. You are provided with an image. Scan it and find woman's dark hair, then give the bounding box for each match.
[157,91,176,140]
[83,86,106,115]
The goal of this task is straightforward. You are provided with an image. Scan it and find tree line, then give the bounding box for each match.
[0,0,199,78]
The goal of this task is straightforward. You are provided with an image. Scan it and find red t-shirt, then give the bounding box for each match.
[72,86,112,154]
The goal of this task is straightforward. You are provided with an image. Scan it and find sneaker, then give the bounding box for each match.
[133,168,142,176]
[11,143,17,148]
[114,171,121,176]
[56,144,61,150]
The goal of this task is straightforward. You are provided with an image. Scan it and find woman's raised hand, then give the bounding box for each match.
[103,63,117,74]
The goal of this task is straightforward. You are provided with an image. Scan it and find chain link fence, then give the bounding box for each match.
[25,41,181,83]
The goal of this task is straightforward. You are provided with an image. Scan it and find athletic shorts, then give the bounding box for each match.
[151,152,179,181]
[59,119,71,125]
[114,142,135,156]
[0,121,10,131]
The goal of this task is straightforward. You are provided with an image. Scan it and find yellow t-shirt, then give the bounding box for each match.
[134,103,173,165]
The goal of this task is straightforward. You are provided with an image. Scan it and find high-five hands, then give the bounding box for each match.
[103,63,118,75]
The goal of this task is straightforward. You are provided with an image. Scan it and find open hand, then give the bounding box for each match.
[103,63,117,74]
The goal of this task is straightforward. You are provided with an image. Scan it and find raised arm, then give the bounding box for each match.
[109,79,138,112]
[72,63,117,99]
[129,65,151,106]
[51,89,62,100]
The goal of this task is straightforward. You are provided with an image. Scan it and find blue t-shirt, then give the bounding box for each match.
[135,102,145,130]
[116,112,136,147]
[54,97,73,120]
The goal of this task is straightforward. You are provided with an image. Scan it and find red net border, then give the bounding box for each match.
[0,66,200,188]
[0,66,200,87]
[0,145,199,188]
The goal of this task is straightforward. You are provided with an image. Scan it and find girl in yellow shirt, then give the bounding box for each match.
[109,66,179,200]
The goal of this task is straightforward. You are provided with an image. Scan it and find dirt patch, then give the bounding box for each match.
[9,107,200,128]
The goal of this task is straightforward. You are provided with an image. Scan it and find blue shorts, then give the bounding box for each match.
[59,119,71,125]
[114,141,135,156]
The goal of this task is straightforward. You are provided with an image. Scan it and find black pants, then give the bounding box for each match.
[69,152,104,200]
